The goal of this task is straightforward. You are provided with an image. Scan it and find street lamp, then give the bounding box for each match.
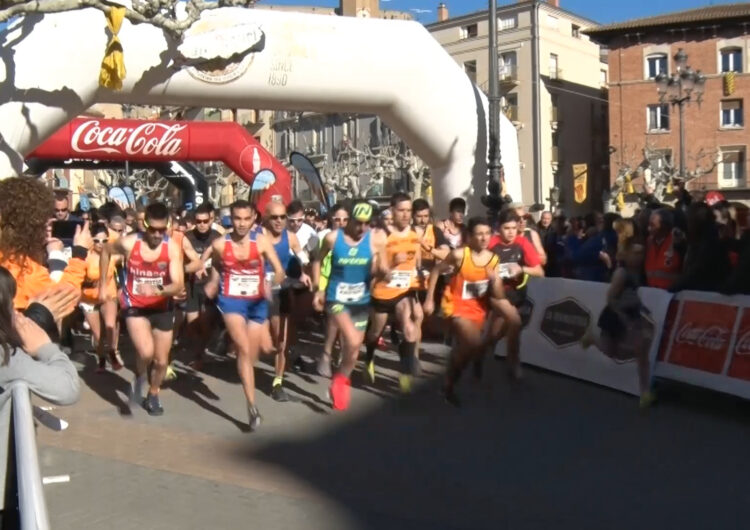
[654,48,706,179]
[482,0,504,218]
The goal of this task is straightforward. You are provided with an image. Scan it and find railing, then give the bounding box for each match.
[499,65,518,83]
[6,383,51,530]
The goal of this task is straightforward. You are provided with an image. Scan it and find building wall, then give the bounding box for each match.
[607,27,750,192]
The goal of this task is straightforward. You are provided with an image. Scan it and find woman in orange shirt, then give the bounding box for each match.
[81,223,122,372]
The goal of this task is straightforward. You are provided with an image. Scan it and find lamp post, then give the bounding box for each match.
[483,0,504,218]
[654,49,706,180]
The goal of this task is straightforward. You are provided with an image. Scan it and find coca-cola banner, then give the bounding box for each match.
[30,118,291,212]
[494,278,673,396]
[655,291,750,399]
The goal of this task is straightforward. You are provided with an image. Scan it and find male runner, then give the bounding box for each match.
[99,203,193,416]
[488,208,544,378]
[205,200,285,429]
[424,216,504,406]
[263,201,312,402]
[435,197,466,249]
[183,203,222,369]
[413,198,451,302]
[364,192,422,392]
[313,201,384,410]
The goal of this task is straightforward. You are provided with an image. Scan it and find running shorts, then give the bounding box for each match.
[371,291,416,315]
[269,288,292,317]
[122,306,175,332]
[217,296,269,324]
[326,302,370,331]
[185,283,212,314]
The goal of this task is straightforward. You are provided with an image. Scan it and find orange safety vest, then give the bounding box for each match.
[0,253,87,310]
[645,231,682,289]
[372,228,420,300]
[444,247,498,326]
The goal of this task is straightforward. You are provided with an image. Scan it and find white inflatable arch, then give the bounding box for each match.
[0,6,520,214]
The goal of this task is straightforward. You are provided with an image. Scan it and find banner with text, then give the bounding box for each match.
[654,290,750,399]
[495,277,673,395]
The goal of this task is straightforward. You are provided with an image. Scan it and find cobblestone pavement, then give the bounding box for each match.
[35,329,750,530]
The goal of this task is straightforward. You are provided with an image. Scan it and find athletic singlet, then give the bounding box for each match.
[185,228,221,286]
[220,233,265,300]
[372,228,420,300]
[265,229,292,290]
[326,230,372,306]
[446,247,499,323]
[442,221,463,249]
[121,235,172,310]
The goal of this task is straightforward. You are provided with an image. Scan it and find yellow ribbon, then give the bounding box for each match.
[616,191,625,211]
[625,173,635,194]
[99,7,127,90]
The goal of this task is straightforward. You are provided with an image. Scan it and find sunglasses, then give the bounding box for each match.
[288,217,304,223]
[93,238,108,244]
[147,226,167,234]
[269,215,287,221]
[195,219,211,225]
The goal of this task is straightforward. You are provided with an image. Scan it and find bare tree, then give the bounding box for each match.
[0,0,259,39]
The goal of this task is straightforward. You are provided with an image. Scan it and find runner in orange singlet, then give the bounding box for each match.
[424,217,503,407]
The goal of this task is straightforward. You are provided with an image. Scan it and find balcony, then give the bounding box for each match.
[549,68,563,81]
[499,65,519,86]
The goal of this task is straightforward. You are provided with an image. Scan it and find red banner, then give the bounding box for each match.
[30,118,291,212]
[665,301,736,374]
[728,310,750,381]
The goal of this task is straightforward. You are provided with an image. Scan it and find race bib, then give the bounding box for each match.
[265,271,280,291]
[228,273,260,297]
[335,282,366,303]
[462,280,489,300]
[388,270,414,289]
[499,263,513,279]
[133,276,163,295]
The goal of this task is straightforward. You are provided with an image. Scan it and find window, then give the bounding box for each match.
[647,104,670,132]
[463,60,477,84]
[721,47,743,73]
[503,93,518,121]
[649,149,673,172]
[459,23,478,39]
[499,51,517,79]
[721,99,744,128]
[719,147,746,187]
[499,16,517,31]
[600,69,608,86]
[646,53,667,79]
[572,24,580,38]
[549,53,559,79]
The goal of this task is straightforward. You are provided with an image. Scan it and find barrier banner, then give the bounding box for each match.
[495,278,673,396]
[654,291,750,399]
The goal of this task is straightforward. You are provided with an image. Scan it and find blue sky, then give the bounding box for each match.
[261,0,724,24]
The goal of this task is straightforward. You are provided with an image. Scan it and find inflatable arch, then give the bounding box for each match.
[28,117,290,212]
[0,7,521,214]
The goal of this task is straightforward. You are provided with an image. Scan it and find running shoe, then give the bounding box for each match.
[247,404,262,430]
[317,353,332,378]
[399,374,412,394]
[108,350,124,371]
[96,356,106,373]
[330,374,351,411]
[365,360,375,384]
[164,364,178,382]
[639,390,657,409]
[142,394,164,416]
[443,387,461,408]
[271,383,291,402]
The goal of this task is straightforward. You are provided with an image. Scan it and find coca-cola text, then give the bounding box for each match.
[675,323,729,351]
[71,120,187,157]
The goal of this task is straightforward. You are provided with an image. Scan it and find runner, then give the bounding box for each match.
[313,201,383,410]
[364,192,423,392]
[205,200,285,429]
[262,201,312,402]
[99,203,192,416]
[183,203,221,369]
[315,204,350,377]
[487,208,544,379]
[436,197,466,249]
[80,223,122,372]
[424,216,503,406]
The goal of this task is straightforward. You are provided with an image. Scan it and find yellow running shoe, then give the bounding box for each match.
[639,390,656,409]
[164,364,178,382]
[399,374,412,394]
[366,360,375,384]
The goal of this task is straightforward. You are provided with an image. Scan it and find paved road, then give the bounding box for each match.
[36,330,750,530]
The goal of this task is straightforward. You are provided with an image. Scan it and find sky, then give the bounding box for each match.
[260,0,728,24]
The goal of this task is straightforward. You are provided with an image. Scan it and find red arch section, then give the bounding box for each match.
[30,118,291,212]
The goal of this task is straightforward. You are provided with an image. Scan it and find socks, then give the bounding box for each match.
[273,376,283,388]
[398,341,418,375]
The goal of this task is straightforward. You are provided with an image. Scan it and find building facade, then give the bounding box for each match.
[428,0,609,214]
[587,4,750,204]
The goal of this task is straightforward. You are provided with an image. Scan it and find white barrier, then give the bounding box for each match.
[495,277,673,396]
[654,291,750,400]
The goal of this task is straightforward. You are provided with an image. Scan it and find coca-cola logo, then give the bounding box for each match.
[734,330,750,356]
[71,120,187,157]
[675,323,729,351]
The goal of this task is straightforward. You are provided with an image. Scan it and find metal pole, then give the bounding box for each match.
[679,100,686,179]
[486,0,503,216]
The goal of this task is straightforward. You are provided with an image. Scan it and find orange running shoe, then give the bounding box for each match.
[330,374,351,411]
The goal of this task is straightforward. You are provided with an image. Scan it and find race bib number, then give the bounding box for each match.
[499,263,513,279]
[388,270,414,289]
[335,282,366,303]
[133,276,163,295]
[462,280,489,300]
[228,274,260,297]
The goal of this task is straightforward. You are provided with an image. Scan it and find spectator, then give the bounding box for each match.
[537,210,553,242]
[713,200,740,267]
[53,191,81,223]
[124,207,137,234]
[567,212,617,282]
[644,208,684,290]
[513,203,547,266]
[670,202,730,293]
[435,197,466,249]
[543,213,567,278]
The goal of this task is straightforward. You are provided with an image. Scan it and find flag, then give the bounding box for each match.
[572,163,588,204]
